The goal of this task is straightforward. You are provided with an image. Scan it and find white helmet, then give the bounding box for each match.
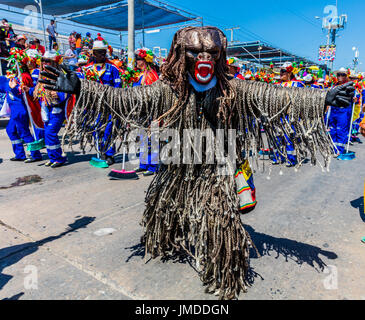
[26,49,40,58]
[92,40,108,51]
[43,51,57,59]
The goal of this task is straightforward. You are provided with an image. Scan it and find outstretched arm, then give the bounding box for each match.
[233,80,355,168]
[39,65,171,152]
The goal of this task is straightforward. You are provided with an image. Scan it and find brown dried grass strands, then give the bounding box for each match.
[62,77,330,300]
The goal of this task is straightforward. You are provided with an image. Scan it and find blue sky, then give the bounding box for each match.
[1,0,363,70]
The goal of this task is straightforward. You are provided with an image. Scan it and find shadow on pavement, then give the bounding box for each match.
[245,225,338,272]
[350,196,365,223]
[125,224,337,289]
[61,152,93,166]
[0,216,95,292]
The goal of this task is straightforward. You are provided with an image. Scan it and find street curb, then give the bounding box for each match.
[0,118,9,128]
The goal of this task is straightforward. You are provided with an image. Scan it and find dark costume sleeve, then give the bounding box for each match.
[232,79,332,169]
[63,79,173,152]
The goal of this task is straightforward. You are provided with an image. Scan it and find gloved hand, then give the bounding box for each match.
[39,64,81,95]
[325,82,355,108]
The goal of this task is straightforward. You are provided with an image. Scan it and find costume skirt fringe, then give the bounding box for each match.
[142,163,253,300]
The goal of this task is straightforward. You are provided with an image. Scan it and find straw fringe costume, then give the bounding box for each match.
[42,27,353,300]
[63,76,330,299]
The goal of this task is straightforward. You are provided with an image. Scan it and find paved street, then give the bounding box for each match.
[1,122,365,300]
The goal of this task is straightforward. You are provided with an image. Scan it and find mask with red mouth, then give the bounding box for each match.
[195,61,214,84]
[182,28,224,86]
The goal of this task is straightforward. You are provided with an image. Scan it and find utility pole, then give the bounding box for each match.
[128,0,135,68]
[119,32,123,59]
[225,27,240,45]
[141,0,145,47]
[35,0,47,48]
[319,4,347,70]
[353,47,359,72]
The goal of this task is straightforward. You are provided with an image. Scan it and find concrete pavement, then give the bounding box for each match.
[0,125,365,300]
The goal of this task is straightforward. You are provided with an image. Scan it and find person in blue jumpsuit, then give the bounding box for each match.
[304,74,325,89]
[0,75,42,162]
[42,90,69,168]
[83,40,121,165]
[28,61,45,142]
[327,69,353,155]
[28,52,69,168]
[133,49,160,176]
[272,62,304,167]
[351,87,362,141]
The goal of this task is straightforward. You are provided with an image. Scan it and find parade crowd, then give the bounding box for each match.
[1,18,364,299]
[1,17,365,174]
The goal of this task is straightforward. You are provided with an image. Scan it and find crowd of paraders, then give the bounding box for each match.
[0,17,365,176]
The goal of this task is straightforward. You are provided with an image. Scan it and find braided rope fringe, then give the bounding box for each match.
[63,78,331,299]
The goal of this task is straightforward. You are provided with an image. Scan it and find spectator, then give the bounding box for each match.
[0,23,8,42]
[82,32,93,49]
[30,38,45,56]
[46,19,58,51]
[96,33,104,41]
[63,44,78,71]
[15,35,27,50]
[7,23,15,40]
[0,40,9,75]
[75,33,82,56]
[68,31,76,48]
[0,23,16,48]
[52,42,63,56]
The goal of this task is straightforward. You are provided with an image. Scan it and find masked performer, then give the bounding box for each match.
[40,27,354,300]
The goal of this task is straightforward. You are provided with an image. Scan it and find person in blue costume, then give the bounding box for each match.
[0,72,42,163]
[327,68,353,155]
[133,48,160,176]
[27,48,45,142]
[227,57,245,80]
[82,40,122,165]
[303,74,325,89]
[27,51,70,168]
[272,62,304,167]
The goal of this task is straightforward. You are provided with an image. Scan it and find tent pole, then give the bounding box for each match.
[142,0,145,47]
[128,0,135,68]
[35,0,47,49]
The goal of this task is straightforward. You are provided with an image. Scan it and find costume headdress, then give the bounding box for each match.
[6,48,29,78]
[135,48,154,64]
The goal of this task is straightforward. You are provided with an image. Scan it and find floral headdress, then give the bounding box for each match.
[6,48,29,78]
[136,48,154,64]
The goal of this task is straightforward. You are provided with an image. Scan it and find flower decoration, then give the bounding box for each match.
[121,67,140,87]
[6,48,29,79]
[84,68,100,82]
[136,49,154,64]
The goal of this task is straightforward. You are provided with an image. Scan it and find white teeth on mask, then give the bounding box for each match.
[197,73,212,83]
[197,63,212,70]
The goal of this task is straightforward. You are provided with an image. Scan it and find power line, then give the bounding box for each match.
[282,7,322,30]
